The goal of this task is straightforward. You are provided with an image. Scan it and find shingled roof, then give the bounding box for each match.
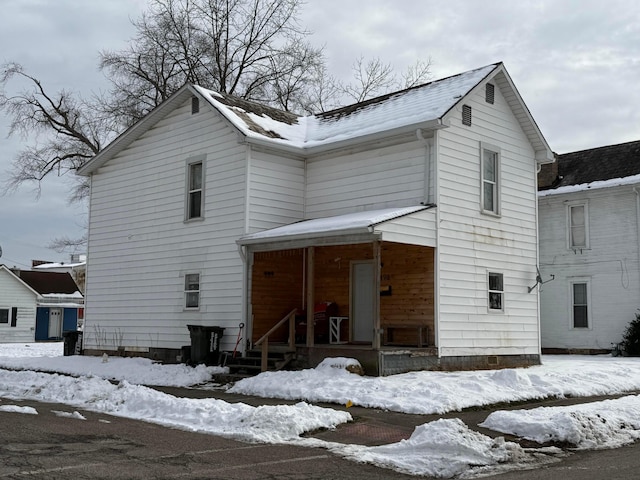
[539,139,640,190]
[17,271,80,295]
[78,61,553,176]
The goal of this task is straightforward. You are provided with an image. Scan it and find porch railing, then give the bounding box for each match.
[254,308,297,372]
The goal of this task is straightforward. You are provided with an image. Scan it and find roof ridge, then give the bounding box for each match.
[559,138,640,157]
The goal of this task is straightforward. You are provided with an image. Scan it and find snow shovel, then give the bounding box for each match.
[233,323,245,358]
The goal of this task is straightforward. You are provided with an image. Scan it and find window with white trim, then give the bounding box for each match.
[568,203,588,249]
[0,308,8,324]
[186,158,204,220]
[481,144,500,215]
[488,272,504,312]
[185,274,200,309]
[571,281,589,328]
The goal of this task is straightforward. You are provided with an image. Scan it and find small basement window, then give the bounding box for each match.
[462,104,472,126]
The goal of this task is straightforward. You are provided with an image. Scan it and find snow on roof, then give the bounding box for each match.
[538,173,640,197]
[239,206,429,243]
[196,64,498,149]
[41,292,84,299]
[33,262,86,270]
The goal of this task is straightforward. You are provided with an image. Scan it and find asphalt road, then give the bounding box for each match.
[2,393,640,479]
[0,398,415,480]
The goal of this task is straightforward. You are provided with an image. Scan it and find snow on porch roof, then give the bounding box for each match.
[237,206,430,246]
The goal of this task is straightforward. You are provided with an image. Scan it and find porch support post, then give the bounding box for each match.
[306,246,315,347]
[373,240,381,349]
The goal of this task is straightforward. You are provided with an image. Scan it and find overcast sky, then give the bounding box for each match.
[1,0,639,268]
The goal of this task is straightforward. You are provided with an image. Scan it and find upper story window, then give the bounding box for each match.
[186,156,205,221]
[185,273,200,309]
[488,272,504,312]
[481,143,501,215]
[568,203,588,249]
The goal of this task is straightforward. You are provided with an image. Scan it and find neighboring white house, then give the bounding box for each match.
[77,62,553,374]
[538,140,640,353]
[0,265,40,342]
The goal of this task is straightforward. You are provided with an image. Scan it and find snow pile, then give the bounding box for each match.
[0,404,38,415]
[4,344,640,478]
[482,395,640,450]
[52,410,87,420]
[0,342,62,358]
[230,355,640,414]
[337,419,526,478]
[0,369,351,443]
[0,344,224,387]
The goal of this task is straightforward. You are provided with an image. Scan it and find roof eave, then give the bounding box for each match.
[440,63,554,164]
[244,118,446,156]
[0,266,42,298]
[77,85,196,176]
[237,226,376,247]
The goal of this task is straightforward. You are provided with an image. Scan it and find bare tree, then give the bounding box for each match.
[340,57,432,104]
[99,0,328,124]
[0,0,433,248]
[0,63,113,200]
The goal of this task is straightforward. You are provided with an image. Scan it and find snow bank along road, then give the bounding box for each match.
[3,344,640,478]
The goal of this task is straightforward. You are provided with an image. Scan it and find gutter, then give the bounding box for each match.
[633,187,640,298]
[242,118,446,157]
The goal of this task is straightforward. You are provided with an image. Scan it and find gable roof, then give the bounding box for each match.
[0,265,41,298]
[195,63,497,150]
[16,270,81,296]
[78,62,552,175]
[539,139,640,196]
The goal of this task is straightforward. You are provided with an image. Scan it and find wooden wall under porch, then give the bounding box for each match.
[249,241,435,352]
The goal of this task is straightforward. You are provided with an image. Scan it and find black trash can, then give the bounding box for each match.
[187,325,225,365]
[63,330,82,356]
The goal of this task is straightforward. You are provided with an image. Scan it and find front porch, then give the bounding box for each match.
[245,241,437,376]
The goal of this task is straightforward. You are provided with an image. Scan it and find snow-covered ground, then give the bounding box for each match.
[1,343,640,478]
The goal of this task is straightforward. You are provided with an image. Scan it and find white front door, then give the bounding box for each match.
[49,308,62,339]
[351,261,375,343]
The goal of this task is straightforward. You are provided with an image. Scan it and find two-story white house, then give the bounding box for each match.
[538,140,640,353]
[77,62,553,375]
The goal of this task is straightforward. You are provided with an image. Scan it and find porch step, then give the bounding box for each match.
[224,348,295,376]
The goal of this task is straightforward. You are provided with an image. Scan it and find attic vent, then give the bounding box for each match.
[191,96,200,114]
[486,83,495,104]
[462,104,472,126]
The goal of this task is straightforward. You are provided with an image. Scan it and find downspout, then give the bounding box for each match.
[633,187,640,299]
[416,129,432,204]
[535,161,542,358]
[239,144,252,354]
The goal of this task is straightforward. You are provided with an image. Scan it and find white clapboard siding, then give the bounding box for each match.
[248,149,305,232]
[375,208,437,247]
[84,100,248,352]
[0,269,37,342]
[436,77,540,356]
[305,140,427,217]
[539,186,640,350]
